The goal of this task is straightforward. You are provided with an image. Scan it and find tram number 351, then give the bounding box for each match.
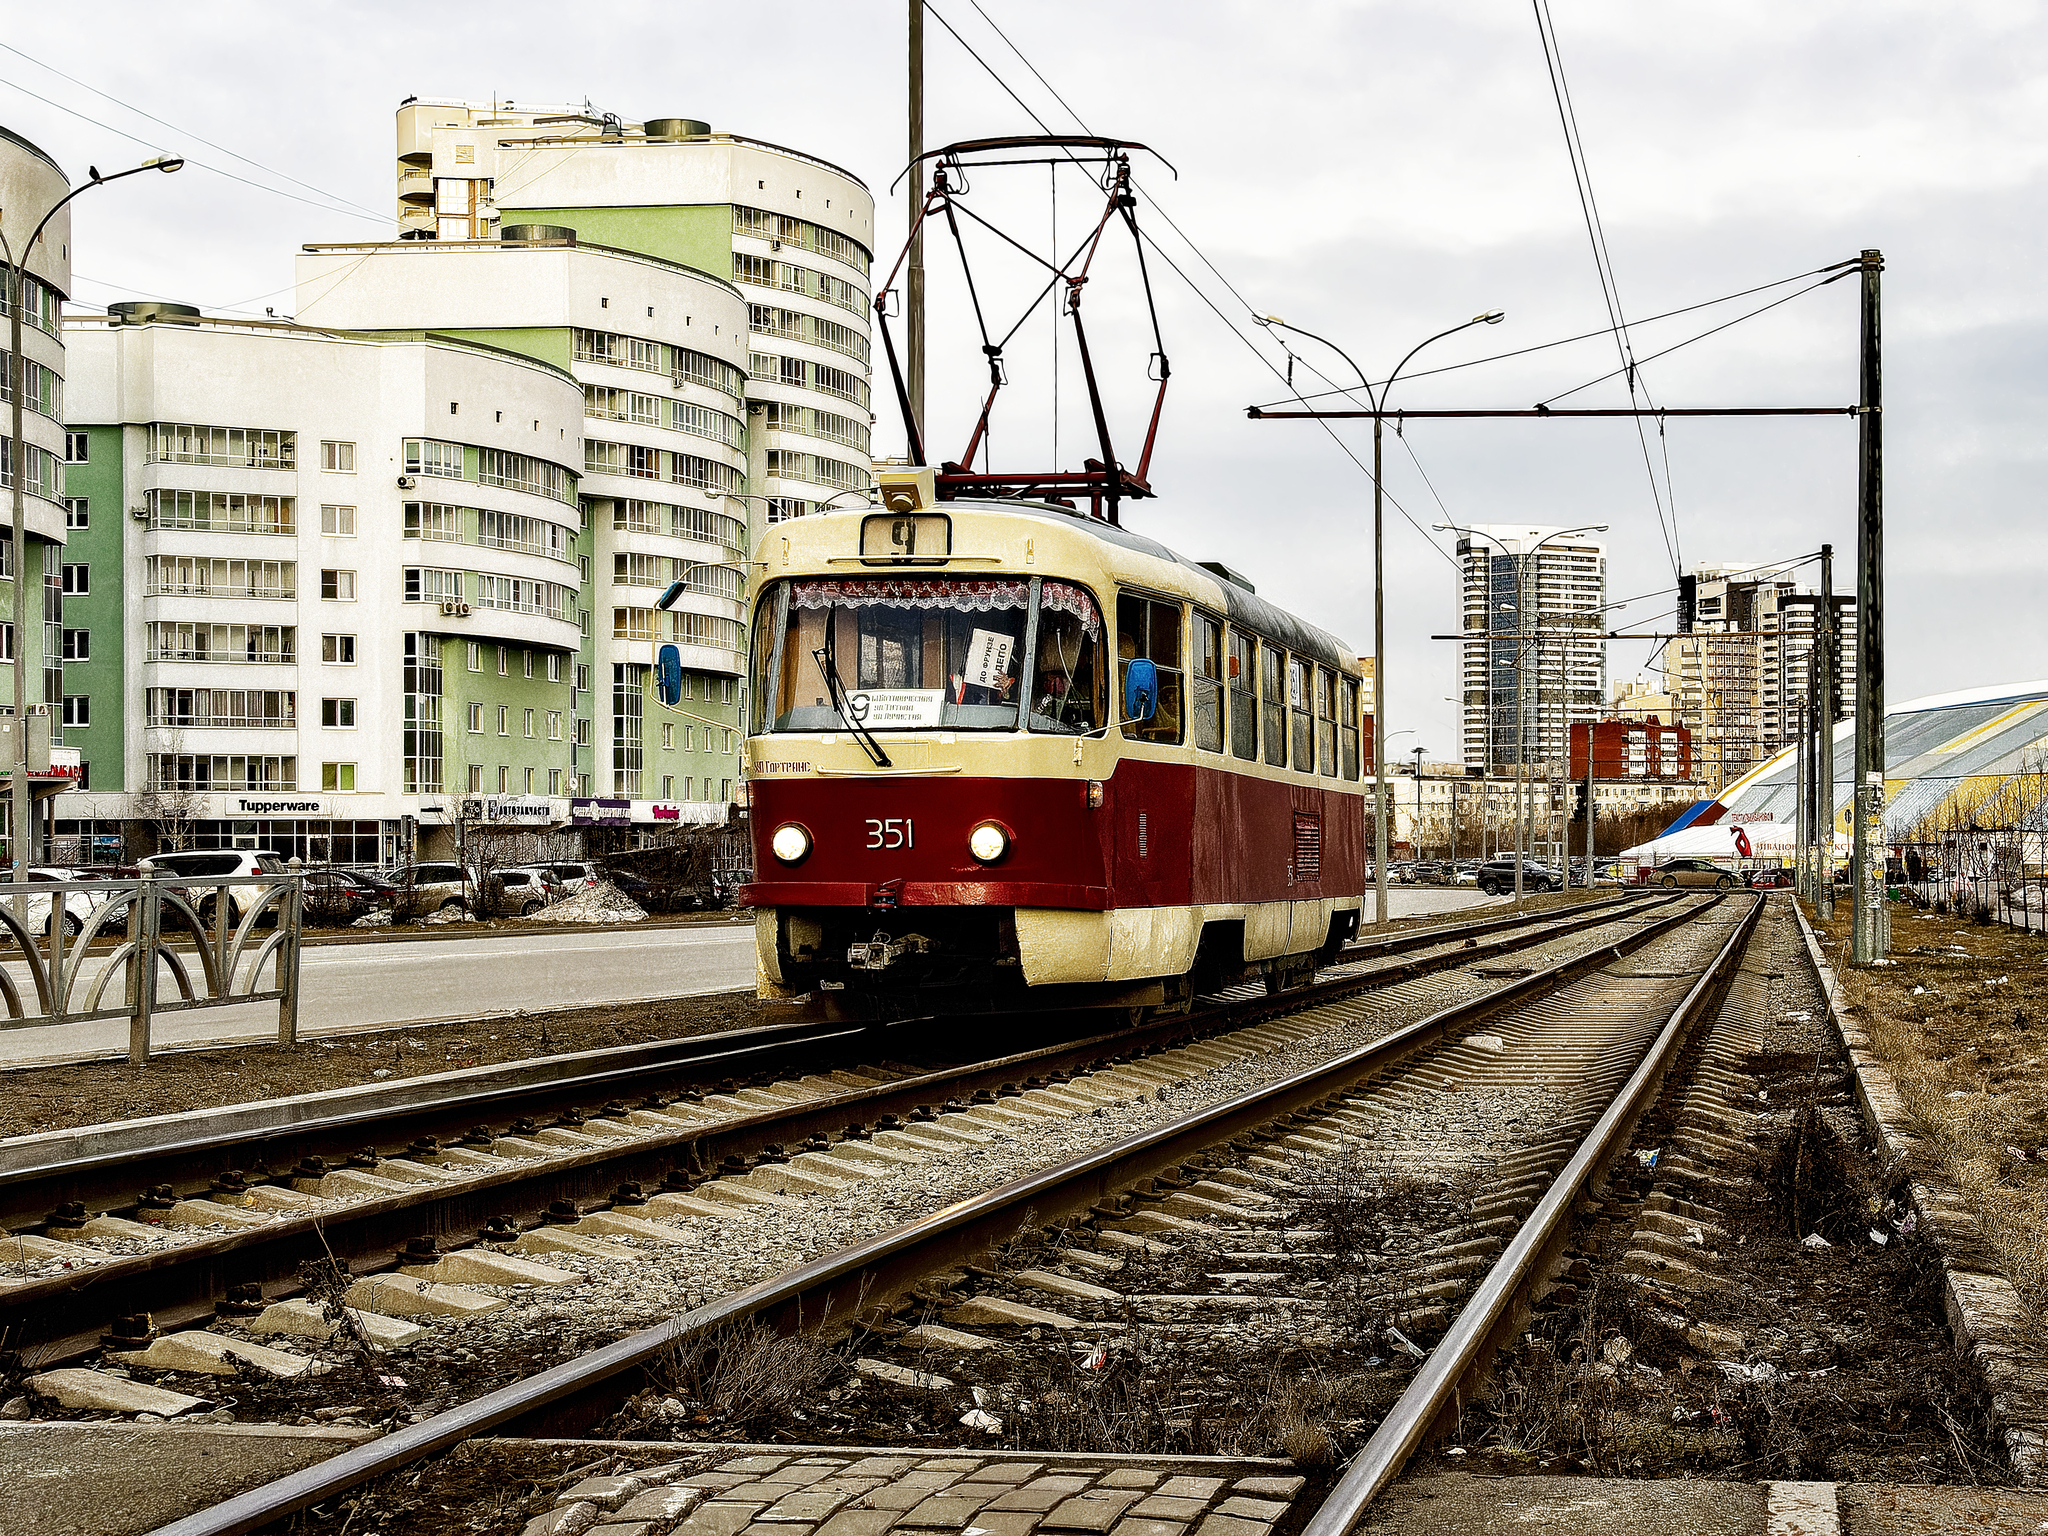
[866,818,915,849]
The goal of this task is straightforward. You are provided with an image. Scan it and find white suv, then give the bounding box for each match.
[137,849,291,928]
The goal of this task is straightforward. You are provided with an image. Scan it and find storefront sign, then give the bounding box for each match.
[231,797,329,816]
[570,797,632,828]
[485,797,557,824]
[649,803,681,821]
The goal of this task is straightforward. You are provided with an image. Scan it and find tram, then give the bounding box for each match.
[739,475,1371,1020]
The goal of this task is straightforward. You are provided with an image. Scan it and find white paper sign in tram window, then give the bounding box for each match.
[847,689,945,727]
[963,628,1015,691]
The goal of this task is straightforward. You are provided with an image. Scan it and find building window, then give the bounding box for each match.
[403,438,464,480]
[467,702,484,733]
[575,664,590,692]
[404,631,444,794]
[402,567,462,603]
[60,629,88,661]
[321,441,356,473]
[547,653,562,683]
[497,646,507,676]
[320,503,356,536]
[523,707,535,738]
[320,569,357,601]
[683,724,694,751]
[467,764,482,792]
[321,698,357,728]
[59,564,87,595]
[524,767,535,793]
[661,774,674,799]
[150,423,294,469]
[548,769,561,795]
[404,501,461,541]
[497,704,509,736]
[64,431,88,463]
[466,642,483,672]
[322,633,356,664]
[522,649,534,678]
[60,695,88,728]
[661,722,674,750]
[612,663,643,796]
[497,765,510,791]
[321,762,356,791]
[547,710,562,740]
[64,497,87,529]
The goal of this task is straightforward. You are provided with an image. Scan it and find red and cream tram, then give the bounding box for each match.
[741,472,1372,1019]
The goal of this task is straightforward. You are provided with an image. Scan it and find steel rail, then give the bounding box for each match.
[147,893,1725,1536]
[1300,891,1766,1536]
[5,891,1685,1352]
[0,890,1660,1222]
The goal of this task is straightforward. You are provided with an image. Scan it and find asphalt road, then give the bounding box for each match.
[0,887,1500,1066]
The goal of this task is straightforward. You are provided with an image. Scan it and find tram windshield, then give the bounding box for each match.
[761,576,1106,734]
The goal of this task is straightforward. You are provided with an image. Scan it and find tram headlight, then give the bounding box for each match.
[771,823,812,865]
[968,821,1010,864]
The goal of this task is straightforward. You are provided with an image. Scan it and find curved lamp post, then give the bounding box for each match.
[2,154,181,883]
[1256,310,1503,927]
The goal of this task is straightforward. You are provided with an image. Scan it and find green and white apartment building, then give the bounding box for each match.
[46,101,875,864]
[0,127,91,858]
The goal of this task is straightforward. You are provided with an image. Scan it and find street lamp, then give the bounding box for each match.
[1436,521,1606,904]
[1255,308,1504,929]
[2,153,181,887]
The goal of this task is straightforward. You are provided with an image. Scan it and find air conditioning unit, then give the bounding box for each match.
[456,602,472,616]
[130,506,150,522]
[397,475,418,489]
[439,600,458,616]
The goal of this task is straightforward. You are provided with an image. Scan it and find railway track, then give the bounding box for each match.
[0,891,1667,1366]
[44,889,1759,1536]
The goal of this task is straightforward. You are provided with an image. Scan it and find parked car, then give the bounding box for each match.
[1748,867,1793,889]
[541,861,603,894]
[384,862,473,917]
[298,868,395,924]
[137,849,292,927]
[1408,861,1447,885]
[0,867,119,938]
[1645,858,1739,890]
[490,865,568,917]
[1475,859,1564,895]
[1452,861,1480,887]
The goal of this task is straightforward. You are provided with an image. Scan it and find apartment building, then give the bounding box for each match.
[1454,524,1608,773]
[59,306,587,861]
[38,100,877,862]
[0,126,89,855]
[1668,563,1857,794]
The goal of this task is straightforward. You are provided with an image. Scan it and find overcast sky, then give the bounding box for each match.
[7,1,2044,758]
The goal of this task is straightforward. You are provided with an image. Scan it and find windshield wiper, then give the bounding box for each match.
[813,611,891,767]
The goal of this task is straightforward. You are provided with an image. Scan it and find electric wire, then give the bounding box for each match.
[0,74,388,225]
[1533,0,1682,579]
[0,43,391,223]
[1257,264,1848,408]
[1536,279,1835,407]
[924,0,1458,567]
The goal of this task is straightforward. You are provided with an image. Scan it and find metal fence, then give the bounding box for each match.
[0,870,303,1065]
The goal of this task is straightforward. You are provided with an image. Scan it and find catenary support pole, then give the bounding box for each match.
[907,0,926,453]
[1818,542,1836,922]
[1851,250,1886,962]
[1373,416,1389,925]
[1794,696,1807,900]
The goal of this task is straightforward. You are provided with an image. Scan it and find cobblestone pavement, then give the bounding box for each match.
[520,1447,1310,1536]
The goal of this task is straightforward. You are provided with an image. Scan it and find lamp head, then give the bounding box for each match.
[1476,310,1505,325]
[144,156,185,174]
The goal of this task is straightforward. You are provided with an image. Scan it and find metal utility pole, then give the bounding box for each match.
[906,0,926,453]
[1817,541,1836,921]
[1794,696,1808,899]
[1584,713,1596,884]
[1850,247,1886,962]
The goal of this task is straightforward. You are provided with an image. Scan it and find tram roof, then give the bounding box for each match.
[944,498,1363,676]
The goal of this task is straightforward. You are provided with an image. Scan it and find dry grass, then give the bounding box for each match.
[1810,899,2048,1310]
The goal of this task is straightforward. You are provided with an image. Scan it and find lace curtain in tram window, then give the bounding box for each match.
[792,578,1030,614]
[1038,581,1102,641]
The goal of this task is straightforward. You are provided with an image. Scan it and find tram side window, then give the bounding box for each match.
[1116,592,1184,745]
[1340,676,1362,779]
[1261,643,1288,766]
[1229,630,1258,761]
[1316,667,1338,777]
[1289,656,1314,773]
[1031,580,1107,734]
[1191,612,1224,753]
